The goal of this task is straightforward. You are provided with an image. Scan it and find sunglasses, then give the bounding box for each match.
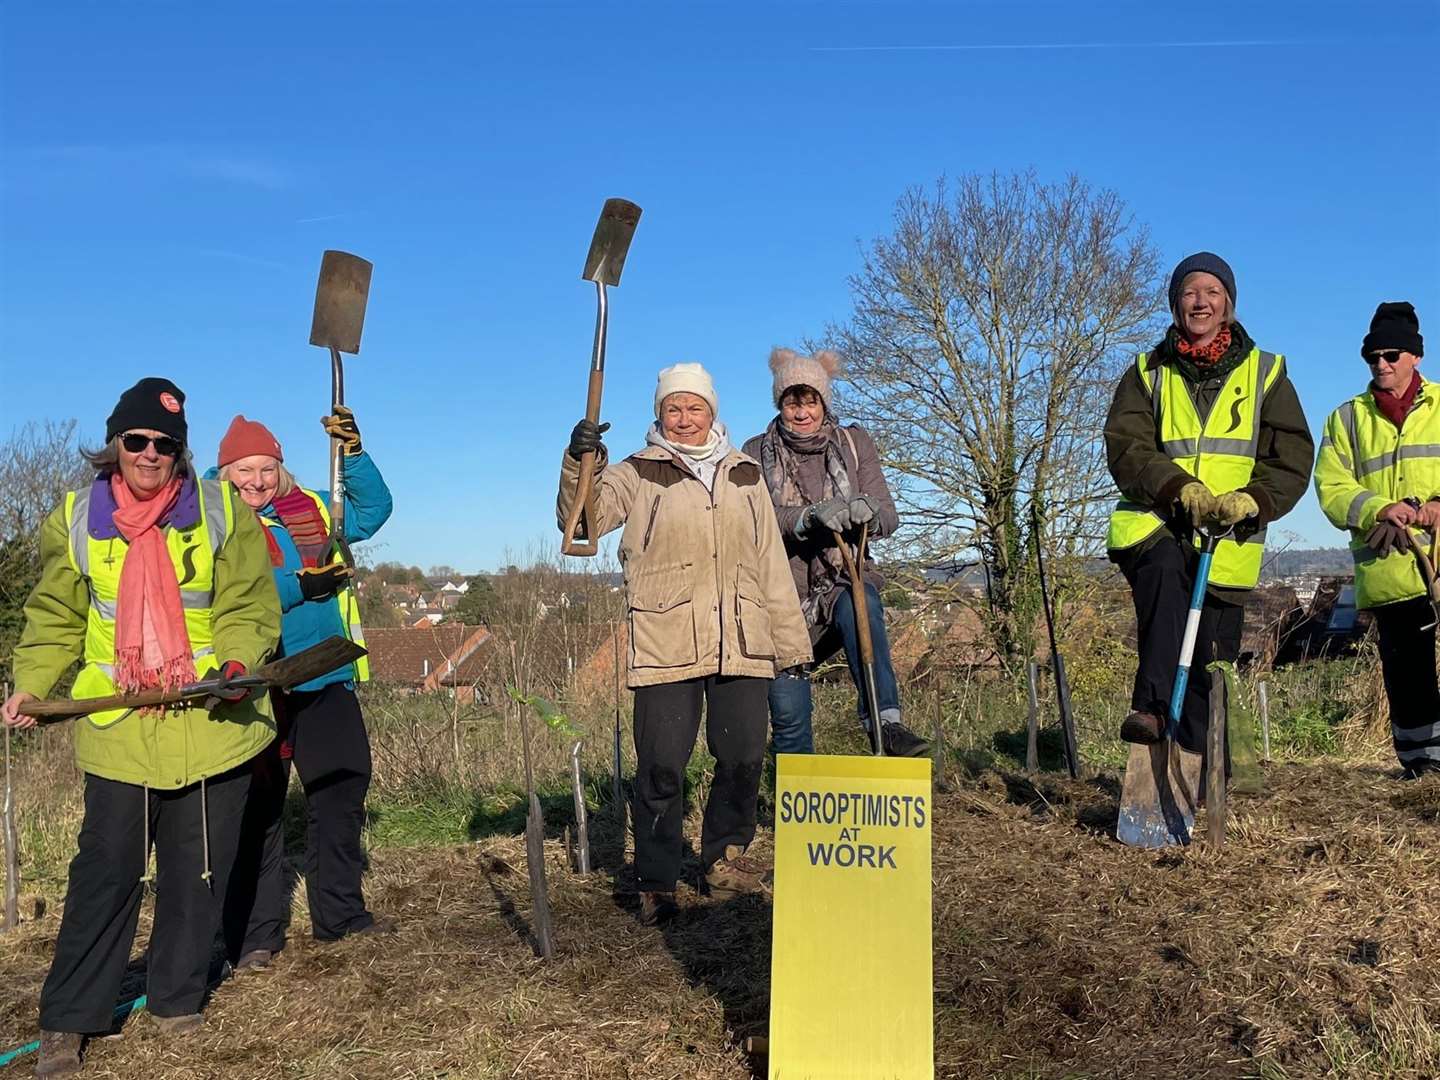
[1367,350,1404,367]
[120,433,183,457]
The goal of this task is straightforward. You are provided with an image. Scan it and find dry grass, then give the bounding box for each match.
[4,758,1440,1078]
[5,656,1440,1078]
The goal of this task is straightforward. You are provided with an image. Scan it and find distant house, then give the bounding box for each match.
[363,624,494,703]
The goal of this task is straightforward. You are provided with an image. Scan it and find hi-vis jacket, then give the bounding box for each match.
[557,444,812,688]
[12,473,279,789]
[1315,378,1440,609]
[1104,338,1314,591]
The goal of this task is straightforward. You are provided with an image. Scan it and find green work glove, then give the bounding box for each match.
[1176,481,1218,530]
[322,405,362,456]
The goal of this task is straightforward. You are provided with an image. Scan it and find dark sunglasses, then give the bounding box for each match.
[1367,350,1404,367]
[120,433,183,457]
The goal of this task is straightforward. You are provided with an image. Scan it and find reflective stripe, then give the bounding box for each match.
[90,590,212,621]
[1339,401,1359,469]
[70,488,92,577]
[1347,490,1378,528]
[1393,720,1440,744]
[1158,434,1261,460]
[1320,436,1354,471]
[202,481,230,550]
[1397,745,1440,765]
[1258,350,1281,393]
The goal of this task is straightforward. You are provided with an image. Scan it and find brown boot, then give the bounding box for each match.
[705,845,773,900]
[34,1031,83,1077]
[638,891,678,926]
[1120,711,1165,745]
[234,948,274,973]
[151,1013,204,1037]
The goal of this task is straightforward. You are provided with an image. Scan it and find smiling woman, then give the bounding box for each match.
[1,376,280,1072]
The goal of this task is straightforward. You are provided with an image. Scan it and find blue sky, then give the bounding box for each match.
[2,1,1437,571]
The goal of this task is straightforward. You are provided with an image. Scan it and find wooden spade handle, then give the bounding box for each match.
[831,524,874,666]
[561,369,606,557]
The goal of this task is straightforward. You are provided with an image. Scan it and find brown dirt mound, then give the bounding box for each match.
[4,762,1440,1078]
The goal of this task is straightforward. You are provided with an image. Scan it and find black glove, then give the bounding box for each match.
[568,419,610,460]
[1365,521,1411,558]
[297,563,354,602]
[204,660,249,710]
[322,405,362,456]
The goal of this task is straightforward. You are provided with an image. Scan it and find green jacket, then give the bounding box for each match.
[12,477,280,789]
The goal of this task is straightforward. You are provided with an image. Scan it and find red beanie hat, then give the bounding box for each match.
[218,415,284,468]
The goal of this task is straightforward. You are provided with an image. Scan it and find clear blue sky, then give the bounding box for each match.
[2,2,1436,571]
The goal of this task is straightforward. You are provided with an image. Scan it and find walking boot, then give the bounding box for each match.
[34,1031,82,1077]
[705,845,773,900]
[638,891,678,926]
[1120,711,1165,744]
[880,722,930,757]
[151,1013,204,1037]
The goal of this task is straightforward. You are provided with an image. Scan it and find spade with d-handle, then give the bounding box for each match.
[832,524,885,756]
[561,198,642,557]
[309,250,373,568]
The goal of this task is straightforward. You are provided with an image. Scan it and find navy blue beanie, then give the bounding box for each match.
[1168,252,1236,313]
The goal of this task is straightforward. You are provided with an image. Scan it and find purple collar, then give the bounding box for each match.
[86,473,201,540]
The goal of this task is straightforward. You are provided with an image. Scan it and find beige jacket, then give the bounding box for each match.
[558,445,812,688]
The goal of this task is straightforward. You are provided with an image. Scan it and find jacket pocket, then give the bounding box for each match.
[628,562,698,669]
[734,567,776,661]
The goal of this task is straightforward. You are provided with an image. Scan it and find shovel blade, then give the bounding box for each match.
[1116,740,1202,848]
[581,198,642,286]
[255,636,368,690]
[309,250,373,354]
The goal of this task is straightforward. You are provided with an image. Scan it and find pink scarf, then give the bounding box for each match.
[110,473,196,694]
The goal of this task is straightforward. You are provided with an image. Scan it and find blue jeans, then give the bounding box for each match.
[768,582,901,754]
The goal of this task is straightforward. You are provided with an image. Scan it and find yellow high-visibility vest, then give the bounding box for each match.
[1107,347,1286,589]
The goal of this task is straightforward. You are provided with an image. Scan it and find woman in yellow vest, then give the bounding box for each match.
[210,411,392,972]
[1,378,279,1075]
[1105,254,1314,752]
[1314,303,1438,777]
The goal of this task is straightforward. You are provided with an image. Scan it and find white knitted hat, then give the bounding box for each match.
[654,362,718,417]
[769,347,841,410]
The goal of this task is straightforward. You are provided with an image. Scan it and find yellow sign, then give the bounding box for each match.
[768,754,933,1080]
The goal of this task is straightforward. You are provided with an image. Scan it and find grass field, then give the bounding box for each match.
[3,658,1436,1078]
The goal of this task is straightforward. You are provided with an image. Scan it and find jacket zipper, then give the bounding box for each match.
[641,495,661,552]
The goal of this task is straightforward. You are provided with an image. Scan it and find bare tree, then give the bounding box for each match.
[829,171,1163,667]
[0,421,90,683]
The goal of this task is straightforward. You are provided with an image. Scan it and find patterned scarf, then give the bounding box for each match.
[110,473,196,694]
[265,488,330,569]
[1157,320,1255,384]
[758,416,852,626]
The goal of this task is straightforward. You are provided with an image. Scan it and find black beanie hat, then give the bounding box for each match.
[1361,301,1424,360]
[1168,252,1236,313]
[104,377,188,444]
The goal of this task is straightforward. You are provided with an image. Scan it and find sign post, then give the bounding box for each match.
[768,754,934,1079]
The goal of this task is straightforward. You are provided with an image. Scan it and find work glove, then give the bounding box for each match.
[847,493,880,528]
[297,563,354,602]
[322,405,362,456]
[1365,521,1411,558]
[1176,481,1219,530]
[1214,490,1260,527]
[800,496,851,536]
[567,419,609,460]
[204,661,249,710]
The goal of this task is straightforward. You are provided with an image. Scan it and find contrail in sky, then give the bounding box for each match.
[811,39,1309,52]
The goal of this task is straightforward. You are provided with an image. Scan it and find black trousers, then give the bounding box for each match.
[1117,536,1245,754]
[631,675,769,893]
[39,764,251,1032]
[224,683,373,953]
[1373,596,1440,775]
